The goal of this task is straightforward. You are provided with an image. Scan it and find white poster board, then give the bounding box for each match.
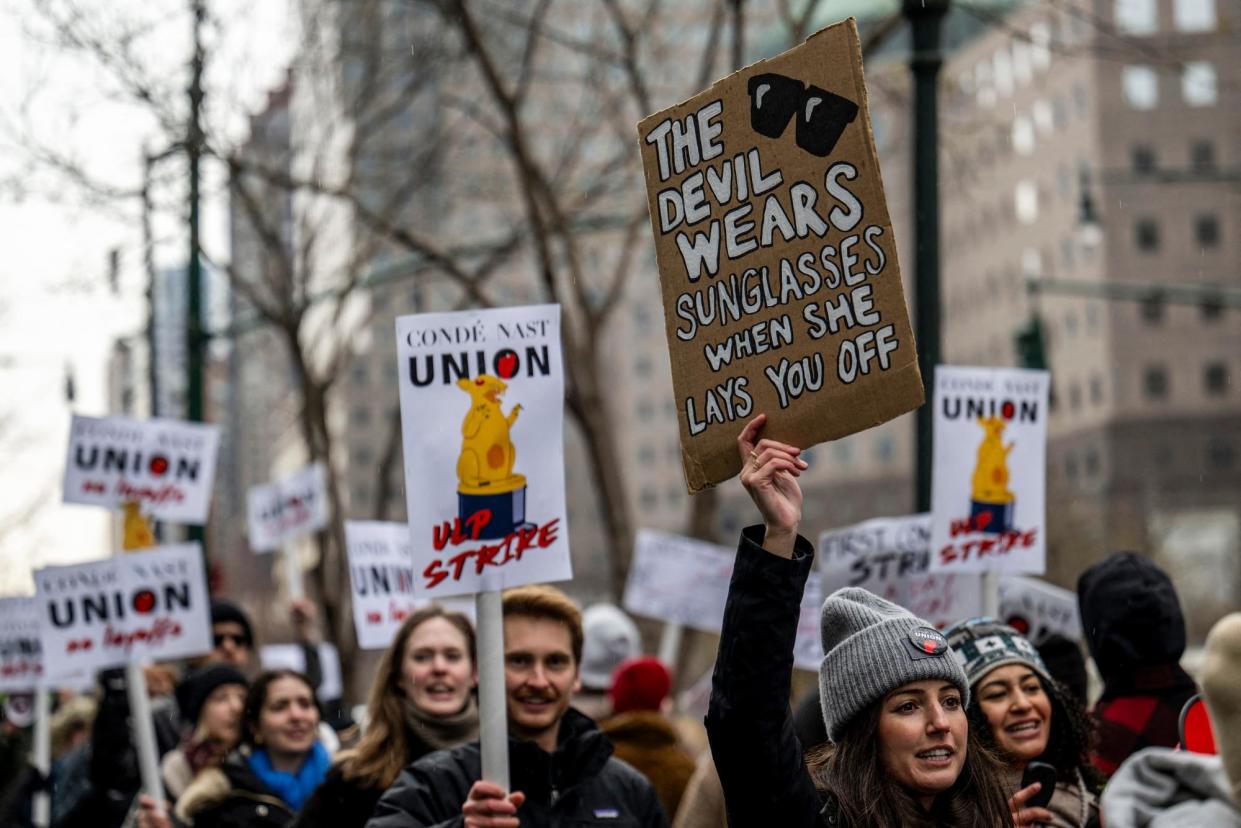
[34,544,212,682]
[793,574,824,671]
[247,462,330,553]
[0,597,42,692]
[623,530,734,632]
[819,514,981,628]
[260,642,343,701]
[929,366,1050,574]
[395,305,571,598]
[998,575,1082,643]
[345,520,474,650]
[62,415,221,523]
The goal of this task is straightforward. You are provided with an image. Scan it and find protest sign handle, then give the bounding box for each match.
[285,541,305,601]
[125,662,165,814]
[31,690,50,828]
[981,571,1000,619]
[475,590,509,792]
[658,621,683,670]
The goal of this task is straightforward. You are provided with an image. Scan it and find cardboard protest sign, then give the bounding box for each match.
[63,415,221,523]
[637,19,923,492]
[819,514,981,628]
[0,597,42,692]
[998,575,1082,643]
[929,366,1050,574]
[247,462,330,553]
[395,305,570,598]
[793,574,824,671]
[34,544,212,682]
[623,530,733,632]
[345,520,474,649]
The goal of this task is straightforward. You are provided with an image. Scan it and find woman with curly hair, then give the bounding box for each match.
[291,606,478,828]
[945,618,1101,827]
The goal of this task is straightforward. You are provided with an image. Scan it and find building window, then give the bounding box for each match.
[1069,383,1082,412]
[1174,0,1216,31]
[1015,181,1039,224]
[1032,99,1053,134]
[1122,66,1159,110]
[1012,40,1032,85]
[1065,454,1079,481]
[352,406,371,426]
[875,436,894,463]
[1191,140,1216,172]
[1207,439,1236,471]
[1090,375,1105,405]
[1029,22,1052,70]
[1135,219,1160,252]
[1144,365,1169,399]
[351,364,369,385]
[1205,362,1229,395]
[993,49,1014,97]
[1182,62,1217,106]
[636,401,654,421]
[1115,0,1158,33]
[1072,82,1089,116]
[634,356,652,377]
[1061,238,1076,270]
[1131,145,1157,173]
[640,488,658,508]
[1084,449,1101,478]
[1202,296,1224,321]
[1195,214,1220,248]
[1141,298,1164,324]
[1012,116,1035,155]
[638,445,655,464]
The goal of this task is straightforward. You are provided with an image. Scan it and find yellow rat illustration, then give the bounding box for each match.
[455,375,525,493]
[122,501,156,551]
[970,416,1015,505]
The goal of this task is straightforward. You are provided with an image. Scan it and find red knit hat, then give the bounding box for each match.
[608,657,671,714]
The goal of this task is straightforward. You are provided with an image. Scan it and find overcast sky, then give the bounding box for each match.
[0,0,294,593]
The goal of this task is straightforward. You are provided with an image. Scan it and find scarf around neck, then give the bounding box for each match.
[246,741,331,811]
[404,694,480,752]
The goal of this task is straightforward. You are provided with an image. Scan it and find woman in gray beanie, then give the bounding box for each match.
[706,415,1013,827]
[944,618,1100,827]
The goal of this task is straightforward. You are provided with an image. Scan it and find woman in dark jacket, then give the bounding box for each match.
[708,415,1016,827]
[944,619,1101,827]
[291,606,479,828]
[139,668,330,828]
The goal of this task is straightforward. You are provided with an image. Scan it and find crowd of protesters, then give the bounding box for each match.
[2,413,1241,826]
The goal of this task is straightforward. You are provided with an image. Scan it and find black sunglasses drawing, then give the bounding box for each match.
[748,73,859,157]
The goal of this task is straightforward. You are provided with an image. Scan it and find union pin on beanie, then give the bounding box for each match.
[818,587,969,741]
[943,617,1051,689]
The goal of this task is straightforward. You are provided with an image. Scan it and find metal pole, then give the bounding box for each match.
[475,589,509,791]
[187,0,207,553]
[31,690,50,828]
[905,0,949,513]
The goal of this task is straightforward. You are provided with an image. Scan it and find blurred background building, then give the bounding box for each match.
[93,0,1240,692]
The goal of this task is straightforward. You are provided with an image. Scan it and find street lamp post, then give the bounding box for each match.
[904,0,950,513]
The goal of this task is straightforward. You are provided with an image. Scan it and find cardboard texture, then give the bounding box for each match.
[638,18,922,492]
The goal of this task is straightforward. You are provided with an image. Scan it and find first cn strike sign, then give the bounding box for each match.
[62,415,221,524]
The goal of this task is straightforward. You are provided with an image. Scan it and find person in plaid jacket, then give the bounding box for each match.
[1077,552,1198,778]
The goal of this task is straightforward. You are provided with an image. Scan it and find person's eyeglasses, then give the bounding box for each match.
[213,633,249,648]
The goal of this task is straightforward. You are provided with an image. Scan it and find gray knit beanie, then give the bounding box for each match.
[818,587,970,741]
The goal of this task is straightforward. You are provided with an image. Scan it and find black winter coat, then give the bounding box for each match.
[365,709,669,827]
[292,726,440,828]
[706,527,836,828]
[174,756,295,828]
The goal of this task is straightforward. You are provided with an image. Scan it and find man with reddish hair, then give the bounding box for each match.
[368,584,668,827]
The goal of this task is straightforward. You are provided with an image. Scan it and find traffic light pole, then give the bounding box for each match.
[905,0,949,513]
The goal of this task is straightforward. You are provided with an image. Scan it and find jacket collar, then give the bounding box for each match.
[509,708,613,801]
